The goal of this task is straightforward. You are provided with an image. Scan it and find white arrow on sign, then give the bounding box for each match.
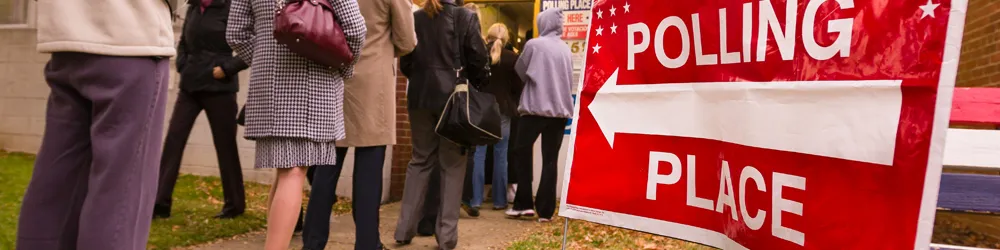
[588,68,903,166]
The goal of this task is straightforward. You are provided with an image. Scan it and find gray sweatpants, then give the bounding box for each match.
[16,52,169,250]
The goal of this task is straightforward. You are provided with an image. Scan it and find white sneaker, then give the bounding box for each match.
[505,208,536,218]
[507,184,517,203]
[538,218,552,223]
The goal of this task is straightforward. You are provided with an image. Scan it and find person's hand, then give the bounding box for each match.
[213,66,226,79]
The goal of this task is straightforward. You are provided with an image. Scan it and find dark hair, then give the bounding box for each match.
[424,0,443,18]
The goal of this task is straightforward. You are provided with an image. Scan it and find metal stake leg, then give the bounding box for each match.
[561,217,570,250]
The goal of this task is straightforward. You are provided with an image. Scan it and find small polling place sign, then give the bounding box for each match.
[559,0,967,249]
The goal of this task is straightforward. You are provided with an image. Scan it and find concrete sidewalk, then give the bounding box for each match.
[187,202,541,250]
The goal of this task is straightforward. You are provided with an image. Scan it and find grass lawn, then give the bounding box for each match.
[0,151,273,250]
[506,210,1000,249]
[507,214,712,250]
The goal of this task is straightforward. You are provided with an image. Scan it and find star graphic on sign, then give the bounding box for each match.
[611,23,618,34]
[624,2,630,13]
[592,43,602,54]
[595,26,604,36]
[919,0,940,19]
[610,6,617,16]
[597,9,603,19]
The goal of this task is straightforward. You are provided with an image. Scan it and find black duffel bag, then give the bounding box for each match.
[435,83,502,147]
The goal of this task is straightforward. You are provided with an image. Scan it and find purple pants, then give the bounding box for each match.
[17,52,169,250]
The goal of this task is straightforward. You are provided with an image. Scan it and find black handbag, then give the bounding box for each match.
[434,5,502,147]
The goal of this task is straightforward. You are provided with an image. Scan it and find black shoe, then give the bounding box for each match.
[213,210,244,219]
[417,216,435,236]
[461,203,480,217]
[152,205,171,219]
[417,224,434,236]
[395,239,411,245]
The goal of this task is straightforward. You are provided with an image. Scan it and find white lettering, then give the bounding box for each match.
[772,172,806,246]
[718,8,741,64]
[742,2,753,62]
[757,0,798,61]
[686,155,715,211]
[626,0,857,70]
[715,161,738,220]
[803,0,854,60]
[642,151,808,239]
[653,17,690,69]
[692,13,718,66]
[647,152,682,200]
[628,23,651,70]
[739,166,767,230]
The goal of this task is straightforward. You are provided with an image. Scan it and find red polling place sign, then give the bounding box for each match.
[559,0,967,249]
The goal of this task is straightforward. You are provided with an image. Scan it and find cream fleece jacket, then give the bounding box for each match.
[36,0,177,57]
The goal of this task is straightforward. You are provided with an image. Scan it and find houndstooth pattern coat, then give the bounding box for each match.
[227,0,366,143]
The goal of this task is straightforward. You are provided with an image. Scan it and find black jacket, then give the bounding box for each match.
[176,0,248,93]
[401,3,490,112]
[484,42,522,117]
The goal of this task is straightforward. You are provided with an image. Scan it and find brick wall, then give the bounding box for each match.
[390,72,411,201]
[0,29,48,154]
[956,0,1000,87]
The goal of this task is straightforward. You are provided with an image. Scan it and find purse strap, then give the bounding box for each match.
[450,5,466,82]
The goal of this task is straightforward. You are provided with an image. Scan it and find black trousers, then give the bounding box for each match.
[511,115,567,219]
[302,146,386,250]
[508,115,520,184]
[155,91,245,214]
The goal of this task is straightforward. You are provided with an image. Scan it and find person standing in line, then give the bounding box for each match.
[300,0,417,247]
[226,0,366,248]
[466,23,521,211]
[154,0,250,220]
[412,0,483,237]
[15,0,175,249]
[393,0,489,248]
[505,7,573,223]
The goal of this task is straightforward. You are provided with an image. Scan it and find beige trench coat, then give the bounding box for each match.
[337,0,417,147]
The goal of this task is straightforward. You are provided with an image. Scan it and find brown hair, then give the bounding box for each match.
[424,0,443,18]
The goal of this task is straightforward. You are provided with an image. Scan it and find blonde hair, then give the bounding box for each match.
[423,0,443,18]
[486,23,509,65]
[463,3,479,14]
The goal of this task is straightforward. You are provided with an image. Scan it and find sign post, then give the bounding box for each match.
[559,0,967,249]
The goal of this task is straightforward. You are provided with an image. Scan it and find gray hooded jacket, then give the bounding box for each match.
[515,8,574,118]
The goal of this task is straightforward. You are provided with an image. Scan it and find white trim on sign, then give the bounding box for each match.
[916,0,968,248]
[558,0,597,217]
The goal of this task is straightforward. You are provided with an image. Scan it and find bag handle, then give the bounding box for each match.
[450,5,466,82]
[276,0,326,13]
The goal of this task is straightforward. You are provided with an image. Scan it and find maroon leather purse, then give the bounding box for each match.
[273,0,353,68]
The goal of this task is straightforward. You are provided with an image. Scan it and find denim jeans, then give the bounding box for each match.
[471,115,511,208]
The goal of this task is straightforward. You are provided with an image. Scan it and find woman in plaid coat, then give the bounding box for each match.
[226,0,366,248]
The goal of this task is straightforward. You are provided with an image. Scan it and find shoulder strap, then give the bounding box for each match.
[450,5,465,81]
